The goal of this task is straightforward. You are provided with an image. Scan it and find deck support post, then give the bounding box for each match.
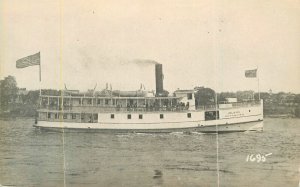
[48,96,50,109]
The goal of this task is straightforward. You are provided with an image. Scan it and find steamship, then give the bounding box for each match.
[34,64,263,133]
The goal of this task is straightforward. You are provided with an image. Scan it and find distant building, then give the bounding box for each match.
[226,98,237,103]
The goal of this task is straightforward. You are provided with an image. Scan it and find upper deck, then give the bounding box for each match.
[38,94,188,113]
[38,94,261,113]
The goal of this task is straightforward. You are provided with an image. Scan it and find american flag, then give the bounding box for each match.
[245,69,257,78]
[16,52,40,68]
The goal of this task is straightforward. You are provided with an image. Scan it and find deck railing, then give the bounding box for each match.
[38,100,261,113]
[38,105,191,113]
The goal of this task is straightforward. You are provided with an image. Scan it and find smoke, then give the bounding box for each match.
[126,59,160,66]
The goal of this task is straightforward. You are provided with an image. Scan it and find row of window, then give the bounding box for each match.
[47,113,98,120]
[43,112,193,120]
[110,113,192,119]
[48,113,78,119]
[44,98,183,106]
[47,99,182,104]
[42,111,221,121]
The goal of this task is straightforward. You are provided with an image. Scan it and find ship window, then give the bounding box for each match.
[127,114,131,119]
[139,114,143,119]
[160,114,164,119]
[205,111,219,121]
[87,99,92,104]
[72,114,76,119]
[111,114,115,119]
[187,113,191,118]
[93,114,98,120]
[187,93,193,100]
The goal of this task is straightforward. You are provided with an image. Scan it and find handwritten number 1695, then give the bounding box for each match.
[246,153,272,163]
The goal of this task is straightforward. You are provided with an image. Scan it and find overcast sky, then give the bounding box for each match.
[1,0,299,93]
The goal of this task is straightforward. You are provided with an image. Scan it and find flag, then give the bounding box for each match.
[16,52,40,68]
[245,69,257,78]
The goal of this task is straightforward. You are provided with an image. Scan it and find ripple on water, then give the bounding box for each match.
[0,118,299,187]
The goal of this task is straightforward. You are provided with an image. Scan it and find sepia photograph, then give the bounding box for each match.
[0,0,299,186]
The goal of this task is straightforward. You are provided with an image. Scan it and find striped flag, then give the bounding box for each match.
[245,69,257,78]
[16,52,40,68]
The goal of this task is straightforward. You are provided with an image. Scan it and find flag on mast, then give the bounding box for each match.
[245,69,257,78]
[16,52,40,68]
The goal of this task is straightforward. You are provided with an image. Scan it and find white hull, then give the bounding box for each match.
[34,120,263,133]
[35,104,264,133]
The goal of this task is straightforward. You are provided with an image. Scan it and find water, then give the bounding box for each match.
[0,118,299,187]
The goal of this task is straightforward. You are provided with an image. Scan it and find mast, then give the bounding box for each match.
[39,52,42,96]
[38,52,42,108]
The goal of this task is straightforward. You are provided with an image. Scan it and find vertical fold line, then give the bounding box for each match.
[59,0,66,187]
[212,0,220,186]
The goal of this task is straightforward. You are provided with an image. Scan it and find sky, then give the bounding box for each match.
[0,0,299,93]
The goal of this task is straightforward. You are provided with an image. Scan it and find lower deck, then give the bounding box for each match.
[35,104,263,132]
[38,102,263,123]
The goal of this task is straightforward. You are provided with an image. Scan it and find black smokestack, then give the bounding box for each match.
[155,64,163,96]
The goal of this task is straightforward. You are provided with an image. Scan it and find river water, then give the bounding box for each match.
[0,118,299,187]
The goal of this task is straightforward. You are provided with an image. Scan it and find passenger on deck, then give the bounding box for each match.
[146,103,149,111]
[134,103,137,111]
[127,103,130,111]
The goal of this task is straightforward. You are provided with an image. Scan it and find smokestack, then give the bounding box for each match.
[155,64,163,96]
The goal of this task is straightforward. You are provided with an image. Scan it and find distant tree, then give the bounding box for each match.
[24,90,40,105]
[295,107,300,118]
[218,92,236,103]
[0,76,18,110]
[254,92,270,101]
[236,90,254,102]
[42,89,60,96]
[294,94,300,103]
[194,86,216,106]
[273,92,287,104]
